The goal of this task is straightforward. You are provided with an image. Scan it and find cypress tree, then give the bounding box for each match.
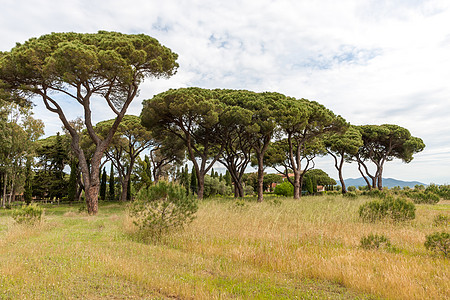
[305,176,313,195]
[100,168,107,200]
[210,167,215,177]
[312,177,317,194]
[184,165,190,196]
[190,166,197,195]
[127,175,131,201]
[109,163,115,201]
[224,170,232,186]
[67,160,77,202]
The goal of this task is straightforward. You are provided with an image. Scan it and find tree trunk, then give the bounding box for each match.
[357,160,373,190]
[85,184,99,214]
[337,158,346,194]
[120,179,128,202]
[120,165,133,202]
[8,175,15,206]
[377,173,383,190]
[293,173,301,199]
[1,173,6,208]
[257,155,264,202]
[339,168,347,194]
[81,153,102,215]
[237,182,244,198]
[197,173,204,200]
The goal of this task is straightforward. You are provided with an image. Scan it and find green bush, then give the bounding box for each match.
[433,214,450,227]
[362,189,388,199]
[129,181,198,240]
[360,233,391,250]
[274,181,294,197]
[343,191,357,199]
[406,191,440,204]
[12,204,43,225]
[424,232,449,257]
[244,185,254,196]
[359,196,415,222]
[359,199,387,222]
[204,175,231,197]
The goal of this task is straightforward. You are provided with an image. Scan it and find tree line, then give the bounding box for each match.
[0,31,425,214]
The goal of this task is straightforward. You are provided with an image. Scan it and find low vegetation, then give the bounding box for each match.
[358,196,416,222]
[424,232,449,257]
[129,181,198,241]
[11,203,43,225]
[0,195,448,299]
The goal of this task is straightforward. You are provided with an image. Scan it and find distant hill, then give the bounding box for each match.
[342,177,426,189]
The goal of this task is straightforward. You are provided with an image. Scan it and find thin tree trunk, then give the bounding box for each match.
[337,154,347,194]
[257,155,264,202]
[8,175,14,206]
[2,173,6,208]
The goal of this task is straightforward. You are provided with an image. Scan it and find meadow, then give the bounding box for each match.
[0,195,448,299]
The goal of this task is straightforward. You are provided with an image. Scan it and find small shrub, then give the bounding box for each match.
[12,204,43,225]
[129,181,198,240]
[233,199,248,210]
[359,199,387,222]
[433,214,450,227]
[347,186,356,192]
[424,232,449,257]
[406,191,440,204]
[343,191,357,199]
[359,196,415,222]
[274,181,293,197]
[360,233,391,250]
[385,197,416,221]
[268,197,282,206]
[244,185,254,196]
[362,189,388,199]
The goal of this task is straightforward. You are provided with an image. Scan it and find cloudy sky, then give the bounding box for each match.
[1,0,449,184]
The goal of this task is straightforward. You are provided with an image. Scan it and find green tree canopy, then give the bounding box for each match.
[141,87,224,200]
[356,124,425,190]
[0,31,178,214]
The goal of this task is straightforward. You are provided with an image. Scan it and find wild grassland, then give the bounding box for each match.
[0,195,448,299]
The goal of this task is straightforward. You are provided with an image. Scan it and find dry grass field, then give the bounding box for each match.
[0,195,448,299]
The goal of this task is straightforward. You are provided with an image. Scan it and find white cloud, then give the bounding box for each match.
[1,0,450,183]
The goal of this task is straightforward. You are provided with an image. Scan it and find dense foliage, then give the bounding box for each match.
[359,196,416,222]
[129,181,198,240]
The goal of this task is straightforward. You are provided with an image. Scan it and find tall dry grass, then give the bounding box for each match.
[0,197,448,299]
[162,196,449,299]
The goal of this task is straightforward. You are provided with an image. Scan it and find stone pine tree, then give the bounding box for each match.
[0,31,178,214]
[108,163,115,201]
[141,88,224,200]
[356,124,425,190]
[324,126,363,194]
[100,168,107,200]
[277,97,346,199]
